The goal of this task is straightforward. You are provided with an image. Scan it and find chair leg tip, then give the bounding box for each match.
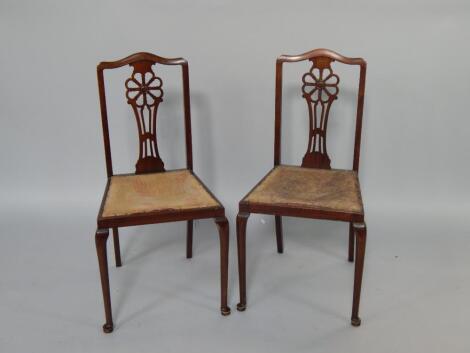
[221,307,231,316]
[236,303,246,312]
[351,317,361,327]
[102,323,114,333]
[348,257,354,263]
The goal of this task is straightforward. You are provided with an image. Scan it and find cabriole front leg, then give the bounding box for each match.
[95,228,113,333]
[215,217,230,316]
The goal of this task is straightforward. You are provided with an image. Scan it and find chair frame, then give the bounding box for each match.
[95,52,230,333]
[236,48,367,326]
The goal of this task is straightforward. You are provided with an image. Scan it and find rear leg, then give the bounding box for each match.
[275,216,283,253]
[186,220,193,259]
[348,222,354,262]
[112,228,122,267]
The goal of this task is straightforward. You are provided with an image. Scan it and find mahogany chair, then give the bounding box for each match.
[236,49,367,326]
[94,52,230,333]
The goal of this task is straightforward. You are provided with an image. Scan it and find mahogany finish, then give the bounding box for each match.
[94,52,230,333]
[237,48,368,326]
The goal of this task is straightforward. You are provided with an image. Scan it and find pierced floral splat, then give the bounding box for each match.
[301,57,339,169]
[125,61,165,173]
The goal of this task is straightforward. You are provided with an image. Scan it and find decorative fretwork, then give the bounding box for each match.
[125,61,165,173]
[301,57,340,169]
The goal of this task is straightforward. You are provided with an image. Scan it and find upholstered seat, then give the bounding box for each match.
[101,169,221,218]
[243,165,363,215]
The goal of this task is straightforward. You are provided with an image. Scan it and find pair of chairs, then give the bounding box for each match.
[94,49,367,333]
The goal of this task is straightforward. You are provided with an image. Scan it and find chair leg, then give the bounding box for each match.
[275,216,284,254]
[351,222,367,326]
[236,212,249,311]
[215,217,231,316]
[348,222,354,262]
[112,228,122,267]
[186,220,193,259]
[95,229,114,333]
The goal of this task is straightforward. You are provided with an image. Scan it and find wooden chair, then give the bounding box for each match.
[236,49,367,326]
[94,52,230,333]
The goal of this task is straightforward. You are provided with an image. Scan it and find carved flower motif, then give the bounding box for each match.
[126,72,163,107]
[302,67,339,103]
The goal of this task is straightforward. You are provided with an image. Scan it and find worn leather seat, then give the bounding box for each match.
[243,165,363,215]
[101,169,220,218]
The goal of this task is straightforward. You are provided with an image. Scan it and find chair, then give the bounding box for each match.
[94,52,230,333]
[236,49,368,326]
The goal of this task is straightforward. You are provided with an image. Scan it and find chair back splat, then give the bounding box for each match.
[97,52,193,177]
[274,48,367,171]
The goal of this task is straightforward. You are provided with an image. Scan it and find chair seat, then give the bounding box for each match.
[242,165,363,215]
[100,169,221,219]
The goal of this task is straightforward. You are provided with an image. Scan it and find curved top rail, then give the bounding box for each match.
[98,52,187,70]
[277,48,366,66]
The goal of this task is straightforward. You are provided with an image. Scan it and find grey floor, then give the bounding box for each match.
[1,203,469,353]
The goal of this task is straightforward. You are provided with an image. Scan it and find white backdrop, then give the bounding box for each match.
[1,1,469,352]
